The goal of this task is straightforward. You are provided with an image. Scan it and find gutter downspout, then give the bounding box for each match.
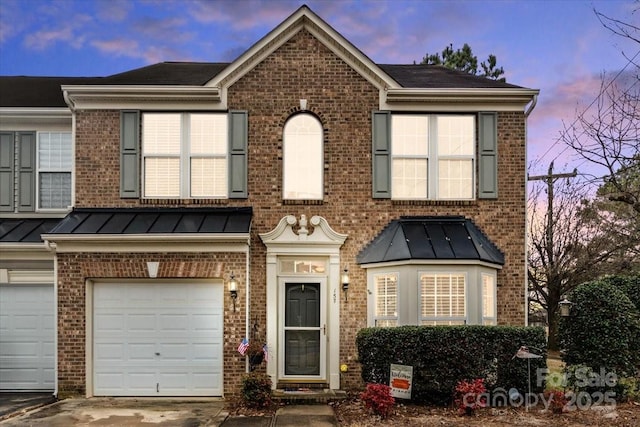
[245,234,251,373]
[523,93,538,326]
[44,240,59,398]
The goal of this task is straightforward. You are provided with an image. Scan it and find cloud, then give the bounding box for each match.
[91,38,140,58]
[186,0,298,30]
[132,17,194,43]
[95,0,132,22]
[24,26,77,50]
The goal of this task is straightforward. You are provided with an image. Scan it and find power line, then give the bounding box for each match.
[535,49,640,164]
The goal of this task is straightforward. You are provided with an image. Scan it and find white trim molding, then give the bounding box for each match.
[260,214,347,390]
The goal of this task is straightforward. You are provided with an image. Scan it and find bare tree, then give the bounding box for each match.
[563,6,640,215]
[561,76,640,215]
[527,176,632,350]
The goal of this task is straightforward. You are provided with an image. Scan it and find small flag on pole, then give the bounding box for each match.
[262,344,268,362]
[237,338,249,355]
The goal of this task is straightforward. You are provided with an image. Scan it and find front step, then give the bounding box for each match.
[273,388,347,404]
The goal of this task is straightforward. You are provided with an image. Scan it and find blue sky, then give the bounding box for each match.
[0,0,637,176]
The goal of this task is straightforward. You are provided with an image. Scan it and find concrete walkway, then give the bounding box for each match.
[0,398,337,427]
[221,405,337,427]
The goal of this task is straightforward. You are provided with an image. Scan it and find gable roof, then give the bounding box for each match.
[357,216,504,266]
[0,5,538,110]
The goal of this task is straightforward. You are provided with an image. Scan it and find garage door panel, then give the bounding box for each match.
[0,283,54,391]
[93,282,223,396]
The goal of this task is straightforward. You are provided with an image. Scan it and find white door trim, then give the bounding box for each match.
[260,215,346,390]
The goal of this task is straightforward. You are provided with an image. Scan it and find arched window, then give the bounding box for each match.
[283,114,323,200]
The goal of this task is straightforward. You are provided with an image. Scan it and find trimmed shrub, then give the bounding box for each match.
[559,279,640,379]
[601,275,640,311]
[356,325,546,404]
[240,372,272,408]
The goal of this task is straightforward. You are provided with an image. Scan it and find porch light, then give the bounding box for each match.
[559,297,573,317]
[229,273,238,311]
[341,268,350,301]
[147,261,159,279]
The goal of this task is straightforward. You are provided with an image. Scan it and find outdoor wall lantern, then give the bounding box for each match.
[559,297,573,317]
[341,268,350,301]
[229,273,238,312]
[146,261,159,279]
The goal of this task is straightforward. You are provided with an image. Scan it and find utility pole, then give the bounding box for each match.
[528,161,578,263]
[528,161,577,350]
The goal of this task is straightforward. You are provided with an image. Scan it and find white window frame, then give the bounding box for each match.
[482,273,497,325]
[391,114,475,200]
[373,273,399,327]
[282,113,323,200]
[37,131,73,211]
[141,112,228,199]
[365,264,499,327]
[419,271,467,325]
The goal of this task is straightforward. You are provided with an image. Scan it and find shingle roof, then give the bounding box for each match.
[0,61,527,108]
[101,62,229,85]
[0,218,62,243]
[0,76,101,107]
[378,64,521,89]
[357,216,504,265]
[46,207,252,235]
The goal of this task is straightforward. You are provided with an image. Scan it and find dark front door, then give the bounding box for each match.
[284,283,321,376]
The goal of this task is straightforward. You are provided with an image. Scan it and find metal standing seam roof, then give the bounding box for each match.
[46,207,253,235]
[357,216,504,265]
[0,218,63,243]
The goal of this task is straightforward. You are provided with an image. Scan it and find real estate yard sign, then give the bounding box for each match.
[389,363,413,399]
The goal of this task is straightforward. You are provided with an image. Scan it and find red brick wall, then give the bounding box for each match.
[66,29,528,394]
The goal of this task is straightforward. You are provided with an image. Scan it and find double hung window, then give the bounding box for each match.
[391,115,475,200]
[142,113,227,198]
[38,132,72,209]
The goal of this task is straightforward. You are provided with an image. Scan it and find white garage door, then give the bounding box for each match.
[0,284,55,391]
[93,282,223,396]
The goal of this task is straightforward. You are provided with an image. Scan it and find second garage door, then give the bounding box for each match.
[93,281,223,396]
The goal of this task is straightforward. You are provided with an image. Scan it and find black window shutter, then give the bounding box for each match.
[228,110,248,199]
[0,132,15,212]
[478,112,498,199]
[372,111,391,198]
[17,132,36,211]
[120,110,140,198]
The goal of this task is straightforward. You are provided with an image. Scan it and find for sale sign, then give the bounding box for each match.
[389,363,413,399]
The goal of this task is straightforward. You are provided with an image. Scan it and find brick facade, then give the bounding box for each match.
[60,29,528,395]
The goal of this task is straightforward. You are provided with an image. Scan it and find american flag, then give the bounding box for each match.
[262,344,268,362]
[237,338,249,355]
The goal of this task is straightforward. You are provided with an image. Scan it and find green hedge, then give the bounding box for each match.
[356,325,547,404]
[559,279,640,379]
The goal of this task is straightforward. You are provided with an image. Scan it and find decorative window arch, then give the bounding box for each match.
[283,113,323,200]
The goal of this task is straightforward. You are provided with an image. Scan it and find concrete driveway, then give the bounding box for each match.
[0,397,227,426]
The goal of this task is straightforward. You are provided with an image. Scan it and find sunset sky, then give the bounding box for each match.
[1,0,637,178]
